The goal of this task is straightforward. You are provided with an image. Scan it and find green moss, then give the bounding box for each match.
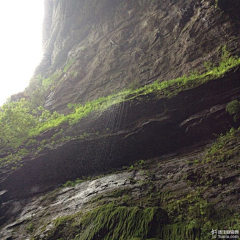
[158,213,240,240]
[205,127,240,163]
[127,159,146,171]
[63,59,75,73]
[25,139,38,148]
[157,187,240,240]
[46,204,167,240]
[62,179,85,188]
[226,100,240,122]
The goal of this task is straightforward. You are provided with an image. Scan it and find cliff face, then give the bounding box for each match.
[38,0,240,111]
[1,0,240,239]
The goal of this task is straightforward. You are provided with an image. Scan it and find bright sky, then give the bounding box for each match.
[0,1,44,106]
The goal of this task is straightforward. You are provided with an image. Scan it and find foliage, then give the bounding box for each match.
[165,190,211,222]
[226,100,240,115]
[0,100,65,166]
[205,127,240,163]
[27,74,45,107]
[0,99,38,150]
[128,159,146,171]
[158,186,240,240]
[226,100,240,122]
[62,179,85,187]
[42,71,61,91]
[46,204,166,240]
[26,71,61,107]
[63,59,75,73]
[160,211,240,240]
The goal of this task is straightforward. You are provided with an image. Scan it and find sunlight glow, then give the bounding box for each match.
[0,1,44,106]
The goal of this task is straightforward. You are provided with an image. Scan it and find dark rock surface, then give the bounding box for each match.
[217,0,240,20]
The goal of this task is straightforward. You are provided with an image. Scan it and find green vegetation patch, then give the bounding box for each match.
[205,127,240,163]
[0,101,62,152]
[226,100,240,122]
[42,71,61,91]
[158,187,240,240]
[160,213,240,240]
[46,204,167,240]
[63,59,75,73]
[0,99,38,149]
[62,179,85,188]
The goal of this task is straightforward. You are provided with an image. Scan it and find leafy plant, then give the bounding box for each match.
[0,99,38,149]
[226,100,240,122]
[42,71,61,91]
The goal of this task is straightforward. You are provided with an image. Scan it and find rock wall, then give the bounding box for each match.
[1,0,240,239]
[36,0,240,112]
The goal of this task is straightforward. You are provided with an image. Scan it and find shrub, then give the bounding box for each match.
[0,99,38,149]
[42,71,61,90]
[226,100,240,122]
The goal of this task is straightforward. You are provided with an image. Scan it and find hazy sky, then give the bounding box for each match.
[0,1,44,106]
